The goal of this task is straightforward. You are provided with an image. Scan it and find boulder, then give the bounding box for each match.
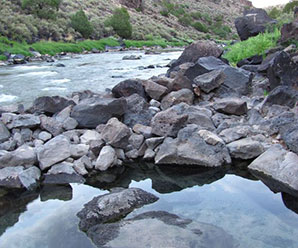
[123,94,153,127]
[128,133,144,150]
[155,125,231,167]
[44,162,85,184]
[80,130,102,145]
[237,54,263,67]
[86,211,236,248]
[101,118,131,149]
[142,80,167,101]
[0,166,24,188]
[95,145,118,171]
[263,86,298,108]
[161,89,194,110]
[248,145,298,195]
[280,19,298,44]
[71,97,127,128]
[279,119,298,154]
[77,188,159,231]
[0,121,10,143]
[37,135,71,170]
[32,96,75,115]
[133,124,152,138]
[213,98,248,115]
[235,8,274,41]
[73,159,89,176]
[171,73,193,91]
[40,115,63,136]
[12,54,26,64]
[1,113,40,129]
[112,79,146,98]
[193,69,225,93]
[168,41,223,72]
[145,137,165,150]
[18,166,41,190]
[219,125,252,143]
[151,105,188,137]
[227,137,264,159]
[70,144,89,158]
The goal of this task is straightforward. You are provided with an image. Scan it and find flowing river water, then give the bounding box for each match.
[0,51,298,248]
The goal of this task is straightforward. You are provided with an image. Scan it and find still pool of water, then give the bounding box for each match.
[0,51,182,108]
[0,165,297,248]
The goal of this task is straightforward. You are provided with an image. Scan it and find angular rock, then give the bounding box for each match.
[128,133,144,150]
[101,118,131,149]
[143,148,156,160]
[280,119,298,154]
[38,131,52,142]
[18,166,41,190]
[171,73,192,91]
[74,159,89,176]
[1,113,40,129]
[198,130,224,146]
[95,145,118,171]
[44,162,85,184]
[71,97,127,128]
[264,86,298,108]
[248,145,298,194]
[70,144,89,158]
[0,121,10,143]
[40,115,63,136]
[213,98,248,116]
[112,79,146,98]
[0,166,24,188]
[280,19,298,45]
[151,105,188,137]
[193,69,225,93]
[145,137,165,150]
[32,96,75,115]
[77,188,159,231]
[37,135,71,170]
[133,124,152,138]
[80,130,102,145]
[161,89,194,110]
[142,80,167,101]
[237,54,263,67]
[227,138,264,159]
[219,125,252,144]
[155,125,231,167]
[235,8,274,41]
[123,93,153,127]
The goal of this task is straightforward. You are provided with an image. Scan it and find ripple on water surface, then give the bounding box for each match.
[0,94,18,103]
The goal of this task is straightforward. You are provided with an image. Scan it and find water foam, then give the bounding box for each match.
[50,78,71,84]
[0,94,18,102]
[42,87,67,91]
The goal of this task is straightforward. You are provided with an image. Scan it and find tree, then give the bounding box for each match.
[71,10,93,38]
[105,7,132,39]
[283,1,298,13]
[22,0,62,19]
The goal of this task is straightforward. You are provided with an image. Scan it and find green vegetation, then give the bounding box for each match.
[22,0,62,19]
[223,28,281,65]
[268,7,282,19]
[105,7,132,39]
[191,22,208,33]
[71,10,93,39]
[178,14,192,26]
[124,38,187,48]
[283,1,298,13]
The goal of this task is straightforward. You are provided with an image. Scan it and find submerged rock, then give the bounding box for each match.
[77,187,159,231]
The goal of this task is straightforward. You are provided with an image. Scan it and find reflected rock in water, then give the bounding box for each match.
[40,184,73,202]
[87,163,228,194]
[86,211,237,248]
[282,192,298,215]
[0,189,39,236]
[77,187,158,231]
[228,159,258,181]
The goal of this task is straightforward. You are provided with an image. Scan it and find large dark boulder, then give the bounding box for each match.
[71,97,127,128]
[280,19,298,45]
[258,51,298,90]
[235,8,274,41]
[32,96,75,115]
[264,86,298,108]
[112,79,146,99]
[167,41,222,75]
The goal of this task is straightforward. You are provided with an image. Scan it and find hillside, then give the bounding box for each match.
[0,0,252,43]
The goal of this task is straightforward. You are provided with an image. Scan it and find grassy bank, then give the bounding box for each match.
[0,36,188,60]
[223,28,281,65]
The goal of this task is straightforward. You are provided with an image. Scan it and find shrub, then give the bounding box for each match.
[71,10,93,38]
[22,0,62,19]
[178,14,192,26]
[268,7,281,19]
[105,7,132,39]
[192,22,208,33]
[190,11,202,20]
[283,1,298,13]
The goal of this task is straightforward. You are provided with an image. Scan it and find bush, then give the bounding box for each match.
[71,10,93,38]
[105,7,132,39]
[191,22,208,33]
[283,1,298,13]
[268,7,281,19]
[190,11,202,20]
[22,0,62,19]
[178,14,192,26]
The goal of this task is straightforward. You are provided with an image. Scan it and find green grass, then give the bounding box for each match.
[223,28,281,65]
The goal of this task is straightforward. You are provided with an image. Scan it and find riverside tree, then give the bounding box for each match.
[71,10,94,38]
[22,0,62,19]
[105,7,132,39]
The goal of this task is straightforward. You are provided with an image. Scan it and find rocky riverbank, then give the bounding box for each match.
[0,40,297,198]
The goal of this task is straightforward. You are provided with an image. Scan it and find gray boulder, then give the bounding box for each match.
[161,89,194,110]
[279,119,298,154]
[77,187,159,231]
[37,135,71,170]
[1,113,40,129]
[71,97,127,128]
[193,69,225,93]
[101,118,131,149]
[32,96,75,115]
[213,98,248,116]
[248,145,298,195]
[70,144,89,158]
[112,79,146,98]
[155,125,231,167]
[227,138,264,159]
[0,121,10,143]
[40,115,63,136]
[133,124,152,138]
[263,86,298,108]
[219,125,252,143]
[44,162,85,184]
[0,166,24,188]
[80,130,102,145]
[95,145,118,171]
[18,166,41,190]
[142,80,167,101]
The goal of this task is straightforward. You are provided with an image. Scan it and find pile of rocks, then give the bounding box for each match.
[0,40,297,197]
